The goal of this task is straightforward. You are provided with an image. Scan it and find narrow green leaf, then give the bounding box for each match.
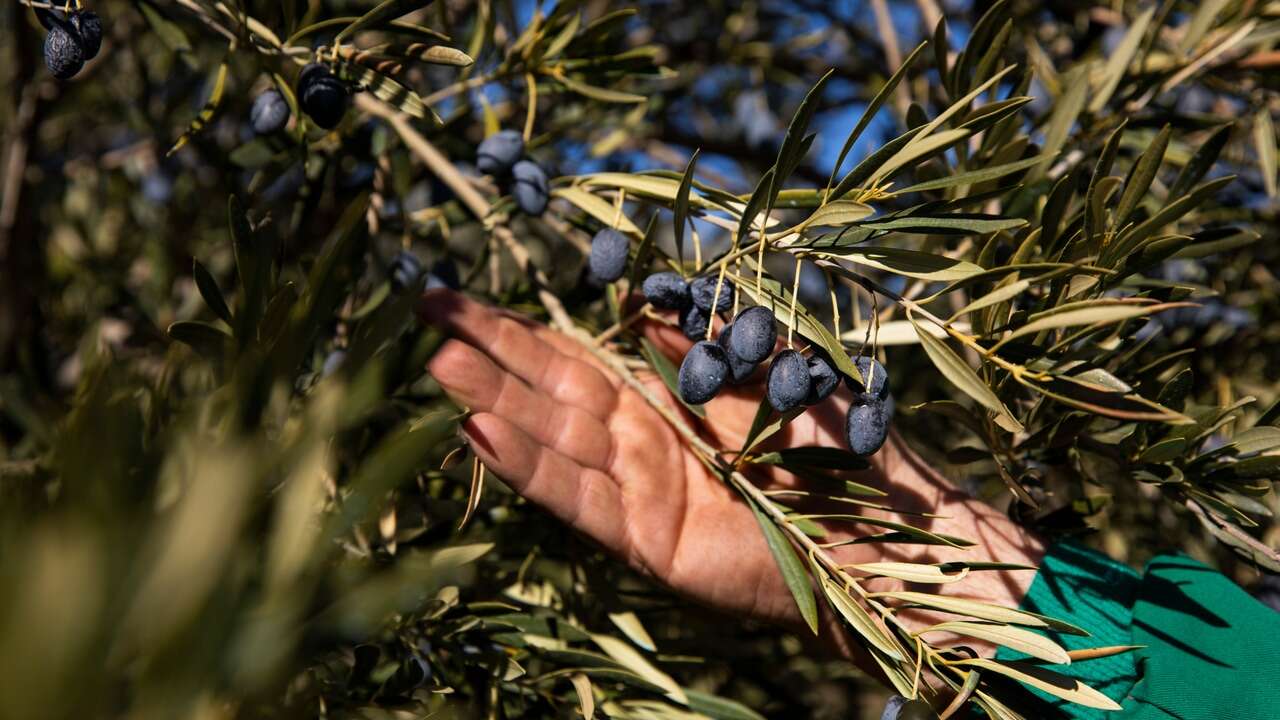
[556,74,646,104]
[736,168,776,243]
[772,70,834,203]
[821,576,903,659]
[139,2,191,53]
[552,187,643,237]
[168,61,227,155]
[674,150,700,266]
[825,40,929,195]
[686,690,767,720]
[607,611,656,651]
[830,127,926,201]
[759,446,870,471]
[873,591,1050,627]
[1114,124,1170,228]
[1108,176,1235,263]
[1254,108,1277,198]
[848,562,969,584]
[1178,0,1232,56]
[1169,124,1230,199]
[168,320,231,360]
[580,173,737,213]
[336,0,436,44]
[922,622,1070,664]
[740,401,805,455]
[287,17,448,46]
[1089,7,1155,113]
[907,65,1016,156]
[192,259,233,326]
[949,279,1032,321]
[956,658,1121,711]
[890,156,1042,196]
[590,634,687,704]
[815,246,986,282]
[803,200,873,228]
[869,128,972,187]
[389,43,474,66]
[856,214,1025,236]
[1031,64,1089,180]
[748,501,819,634]
[1091,119,1128,184]
[1005,301,1182,342]
[227,195,270,344]
[541,12,580,61]
[910,315,1023,432]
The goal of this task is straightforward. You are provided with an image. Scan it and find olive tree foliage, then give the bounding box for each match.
[0,0,1278,718]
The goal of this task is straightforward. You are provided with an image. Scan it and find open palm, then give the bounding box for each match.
[419,289,1040,637]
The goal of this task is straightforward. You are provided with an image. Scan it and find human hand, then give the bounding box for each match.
[419,290,1043,642]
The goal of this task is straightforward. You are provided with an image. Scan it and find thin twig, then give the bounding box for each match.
[357,93,575,332]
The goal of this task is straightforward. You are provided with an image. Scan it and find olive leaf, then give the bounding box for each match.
[335,0,437,44]
[908,315,1023,432]
[748,499,819,635]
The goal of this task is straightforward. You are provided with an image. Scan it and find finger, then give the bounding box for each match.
[430,339,615,471]
[463,412,628,552]
[419,289,618,421]
[528,325,622,390]
[638,312,697,366]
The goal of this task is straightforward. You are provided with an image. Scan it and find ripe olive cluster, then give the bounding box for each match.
[593,243,895,456]
[475,130,549,215]
[668,294,892,457]
[40,6,103,80]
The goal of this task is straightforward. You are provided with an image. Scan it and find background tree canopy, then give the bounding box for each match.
[1,0,1278,718]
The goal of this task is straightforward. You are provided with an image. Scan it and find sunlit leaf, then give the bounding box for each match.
[956,658,1121,711]
[921,622,1070,664]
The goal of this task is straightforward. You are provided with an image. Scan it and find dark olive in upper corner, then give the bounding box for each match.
[690,275,736,314]
[70,10,102,59]
[677,341,729,405]
[767,349,811,412]
[511,160,550,215]
[297,63,349,130]
[588,228,630,284]
[642,272,691,310]
[44,21,84,80]
[250,89,291,135]
[727,305,777,365]
[476,130,524,177]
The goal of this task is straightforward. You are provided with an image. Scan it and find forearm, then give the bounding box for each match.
[801,433,1045,657]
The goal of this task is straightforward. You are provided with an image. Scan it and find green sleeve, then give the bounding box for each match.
[994,542,1280,718]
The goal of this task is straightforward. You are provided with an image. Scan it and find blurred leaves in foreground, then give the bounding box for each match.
[1,0,1280,718]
